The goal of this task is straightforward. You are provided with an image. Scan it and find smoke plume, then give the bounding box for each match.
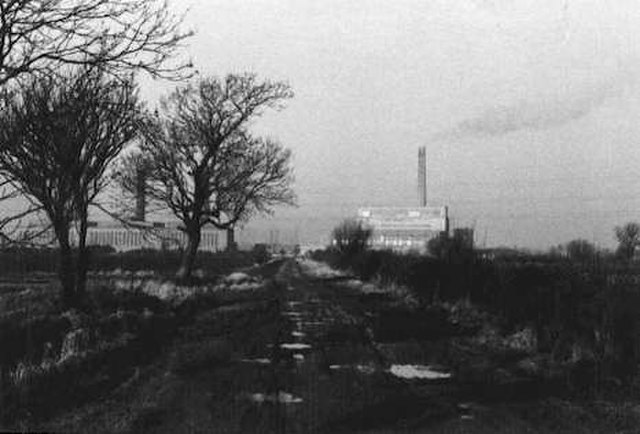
[433,80,626,141]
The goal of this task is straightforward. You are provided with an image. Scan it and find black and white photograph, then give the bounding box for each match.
[1,0,640,432]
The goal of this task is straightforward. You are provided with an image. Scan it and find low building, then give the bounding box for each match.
[12,220,226,252]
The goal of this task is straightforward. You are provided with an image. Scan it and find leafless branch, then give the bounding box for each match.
[0,0,193,86]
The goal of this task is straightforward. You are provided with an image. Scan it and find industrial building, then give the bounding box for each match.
[10,220,226,252]
[7,171,227,252]
[356,147,449,253]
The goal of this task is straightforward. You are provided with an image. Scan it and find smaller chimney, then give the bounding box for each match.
[134,165,146,221]
[418,146,427,207]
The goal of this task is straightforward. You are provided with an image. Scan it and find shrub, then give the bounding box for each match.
[565,239,598,264]
[0,247,257,279]
[615,222,640,262]
[331,219,372,264]
[427,229,474,264]
[251,243,270,264]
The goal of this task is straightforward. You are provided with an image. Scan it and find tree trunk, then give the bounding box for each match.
[176,225,201,281]
[226,227,237,252]
[75,210,89,299]
[54,224,76,306]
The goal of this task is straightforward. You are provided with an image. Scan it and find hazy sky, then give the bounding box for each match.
[140,0,640,250]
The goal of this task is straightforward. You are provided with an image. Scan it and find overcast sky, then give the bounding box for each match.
[141,0,640,250]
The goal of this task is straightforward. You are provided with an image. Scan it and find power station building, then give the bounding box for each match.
[8,170,227,252]
[357,206,448,252]
[356,147,449,253]
[10,220,226,252]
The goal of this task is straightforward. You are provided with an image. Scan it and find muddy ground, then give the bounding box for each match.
[23,258,640,433]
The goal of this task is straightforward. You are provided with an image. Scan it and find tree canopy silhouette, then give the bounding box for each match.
[0,67,140,304]
[615,222,640,262]
[117,73,295,279]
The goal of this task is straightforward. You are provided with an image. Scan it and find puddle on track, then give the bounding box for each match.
[329,364,377,375]
[388,364,452,380]
[300,321,324,327]
[328,363,452,380]
[280,343,312,351]
[248,391,303,404]
[239,358,272,365]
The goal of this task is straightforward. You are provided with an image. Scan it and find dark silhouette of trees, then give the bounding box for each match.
[0,0,192,87]
[427,229,474,263]
[117,73,295,280]
[0,68,140,304]
[332,219,372,258]
[565,239,597,263]
[615,222,640,262]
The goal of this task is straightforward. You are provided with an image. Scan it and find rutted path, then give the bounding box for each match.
[42,258,624,433]
[243,258,463,433]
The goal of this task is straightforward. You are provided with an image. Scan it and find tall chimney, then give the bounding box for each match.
[418,146,427,207]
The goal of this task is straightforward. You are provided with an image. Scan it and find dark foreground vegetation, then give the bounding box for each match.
[0,248,267,429]
[5,242,640,432]
[315,224,640,402]
[0,245,268,279]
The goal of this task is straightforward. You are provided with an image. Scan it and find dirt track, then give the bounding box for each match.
[41,258,630,433]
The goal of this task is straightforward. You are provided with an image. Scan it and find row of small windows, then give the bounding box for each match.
[13,228,221,251]
[333,235,435,250]
[371,237,425,247]
[86,229,220,249]
[87,230,154,246]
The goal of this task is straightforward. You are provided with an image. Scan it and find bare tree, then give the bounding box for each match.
[0,0,192,86]
[615,222,640,262]
[203,133,295,251]
[117,73,295,279]
[0,67,140,304]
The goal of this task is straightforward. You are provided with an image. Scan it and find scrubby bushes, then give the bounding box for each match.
[321,244,605,342]
[251,243,271,264]
[314,240,640,398]
[88,248,256,276]
[0,314,72,368]
[331,219,372,267]
[0,247,258,278]
[0,243,267,426]
[0,247,60,275]
[1,330,160,422]
[0,287,176,425]
[565,239,598,264]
